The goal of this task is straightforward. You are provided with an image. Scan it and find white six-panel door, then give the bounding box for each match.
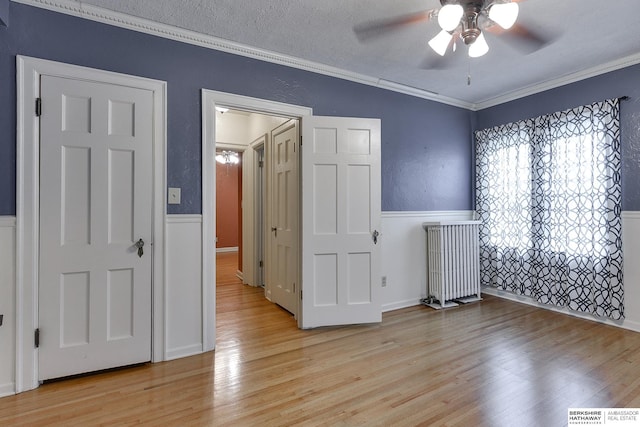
[301,116,381,328]
[39,75,153,380]
[269,121,299,315]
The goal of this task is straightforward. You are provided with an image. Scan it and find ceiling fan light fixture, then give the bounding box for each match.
[468,31,489,57]
[437,3,463,32]
[428,29,453,56]
[489,1,519,30]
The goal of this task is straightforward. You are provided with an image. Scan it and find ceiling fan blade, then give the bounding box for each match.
[353,10,435,42]
[487,23,556,54]
[421,54,457,70]
[421,38,465,70]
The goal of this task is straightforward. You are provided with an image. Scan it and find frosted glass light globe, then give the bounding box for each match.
[429,30,453,56]
[489,2,519,30]
[438,4,463,32]
[468,32,489,57]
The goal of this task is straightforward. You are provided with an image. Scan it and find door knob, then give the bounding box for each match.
[135,238,145,258]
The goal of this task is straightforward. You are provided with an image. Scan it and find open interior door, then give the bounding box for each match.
[269,121,300,316]
[301,116,381,328]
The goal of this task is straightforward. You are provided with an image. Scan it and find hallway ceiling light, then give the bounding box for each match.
[216,150,240,165]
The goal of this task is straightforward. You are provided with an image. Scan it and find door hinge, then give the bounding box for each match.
[258,160,264,168]
[300,135,302,146]
[35,98,42,117]
[300,290,303,300]
[35,328,40,348]
[259,260,263,267]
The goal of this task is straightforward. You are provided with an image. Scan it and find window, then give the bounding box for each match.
[486,143,531,251]
[475,99,623,320]
[548,130,607,257]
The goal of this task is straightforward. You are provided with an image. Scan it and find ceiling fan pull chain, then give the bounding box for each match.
[467,57,472,86]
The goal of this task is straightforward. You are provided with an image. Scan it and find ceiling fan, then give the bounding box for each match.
[355,0,550,61]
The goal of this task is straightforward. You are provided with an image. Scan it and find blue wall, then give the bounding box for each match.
[475,65,640,211]
[0,0,8,27]
[0,2,474,215]
[5,3,635,215]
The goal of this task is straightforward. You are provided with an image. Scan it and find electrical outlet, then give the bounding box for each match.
[381,276,387,287]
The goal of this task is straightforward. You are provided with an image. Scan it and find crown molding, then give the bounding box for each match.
[471,52,640,111]
[12,0,473,110]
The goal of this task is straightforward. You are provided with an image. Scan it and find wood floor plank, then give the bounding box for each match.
[1,251,640,425]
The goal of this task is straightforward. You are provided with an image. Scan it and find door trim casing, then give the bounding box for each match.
[16,56,167,392]
[201,90,312,335]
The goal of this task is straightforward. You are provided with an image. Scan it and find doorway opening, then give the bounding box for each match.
[203,89,382,336]
[214,106,299,318]
[214,145,242,278]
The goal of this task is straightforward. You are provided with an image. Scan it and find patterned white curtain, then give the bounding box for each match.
[475,99,623,320]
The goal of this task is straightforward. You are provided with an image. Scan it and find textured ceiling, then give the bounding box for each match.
[78,0,640,107]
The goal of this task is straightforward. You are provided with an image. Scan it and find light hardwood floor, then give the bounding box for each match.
[2,252,640,426]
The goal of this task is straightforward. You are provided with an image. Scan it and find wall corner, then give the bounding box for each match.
[0,0,9,27]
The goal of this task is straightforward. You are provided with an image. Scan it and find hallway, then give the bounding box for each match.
[216,251,296,334]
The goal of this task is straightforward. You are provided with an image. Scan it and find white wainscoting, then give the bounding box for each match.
[622,212,640,331]
[165,215,205,360]
[0,217,16,397]
[482,211,640,332]
[3,209,637,397]
[380,211,640,332]
[0,214,207,397]
[380,211,475,312]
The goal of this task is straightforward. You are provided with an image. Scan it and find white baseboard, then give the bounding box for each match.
[382,298,421,313]
[482,287,640,333]
[216,246,238,253]
[165,344,205,361]
[236,270,243,281]
[0,383,15,398]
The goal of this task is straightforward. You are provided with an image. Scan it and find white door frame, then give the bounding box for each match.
[253,140,266,289]
[16,56,167,392]
[201,90,312,331]
[240,134,267,289]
